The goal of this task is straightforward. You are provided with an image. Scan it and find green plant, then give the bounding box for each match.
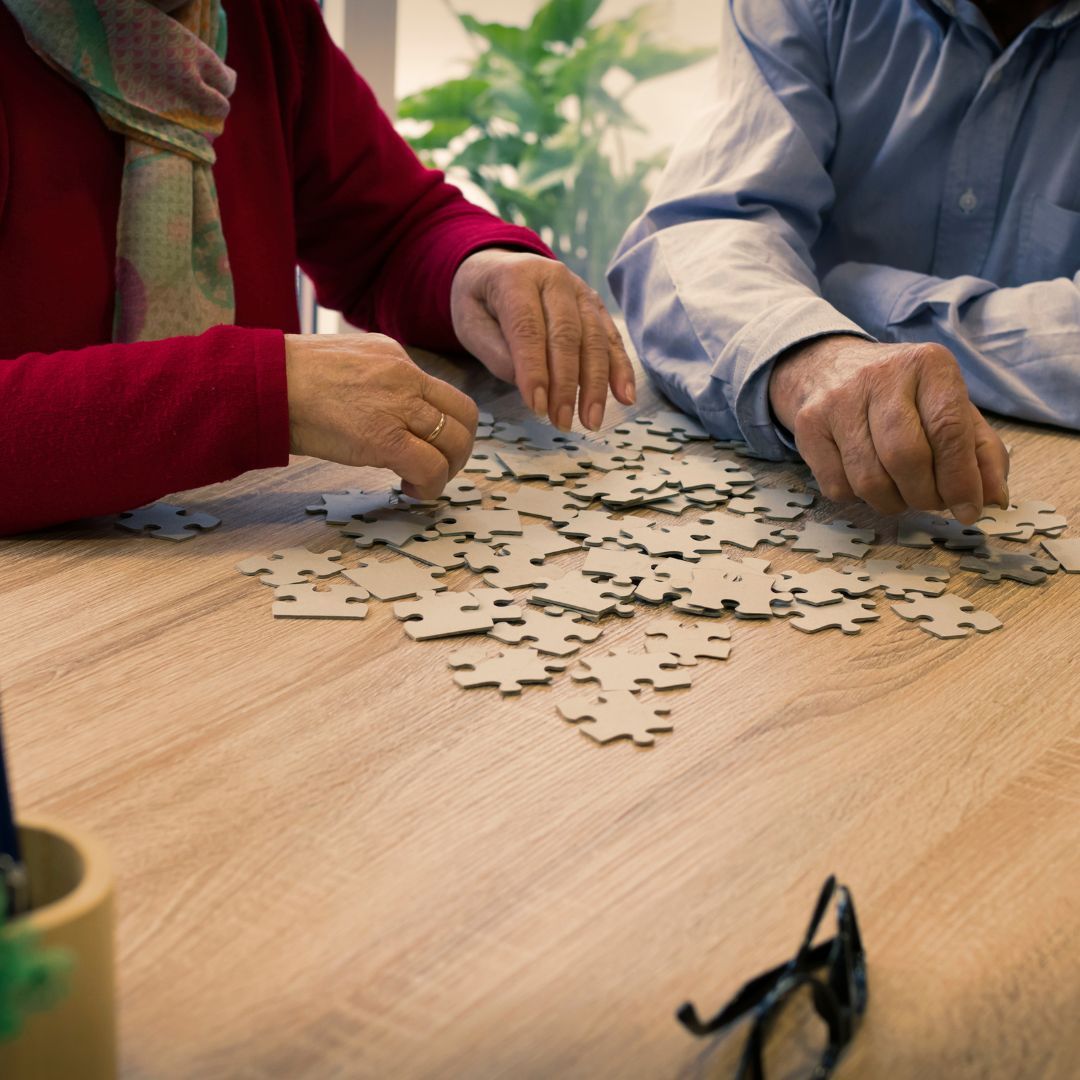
[398,0,710,303]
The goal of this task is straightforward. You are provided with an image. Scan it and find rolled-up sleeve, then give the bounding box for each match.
[608,0,871,458]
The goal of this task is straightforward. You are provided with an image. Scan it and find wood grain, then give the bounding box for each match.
[1,347,1077,1079]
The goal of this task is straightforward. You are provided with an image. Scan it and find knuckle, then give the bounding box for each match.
[848,466,892,504]
[549,322,581,354]
[879,437,931,477]
[925,410,970,452]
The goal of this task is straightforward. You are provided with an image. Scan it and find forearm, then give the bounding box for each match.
[0,327,289,535]
[823,262,1080,429]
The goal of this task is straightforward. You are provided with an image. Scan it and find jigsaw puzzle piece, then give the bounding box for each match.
[778,568,875,605]
[341,510,441,548]
[581,546,658,587]
[116,502,221,541]
[643,619,731,663]
[571,649,692,692]
[528,570,636,620]
[389,534,474,570]
[974,501,1067,542]
[237,547,344,587]
[488,608,603,656]
[957,549,1058,585]
[343,556,448,600]
[305,488,421,524]
[776,597,879,634]
[490,485,581,523]
[1041,537,1080,572]
[271,583,370,619]
[393,588,519,640]
[726,487,814,520]
[891,593,1002,638]
[448,647,567,693]
[897,512,987,551]
[857,559,950,598]
[494,447,590,484]
[557,691,673,746]
[781,520,875,560]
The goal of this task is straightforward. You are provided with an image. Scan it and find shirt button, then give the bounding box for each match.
[959,189,978,213]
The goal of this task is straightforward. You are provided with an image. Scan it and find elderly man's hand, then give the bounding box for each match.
[450,249,636,432]
[769,335,1010,524]
[285,333,478,500]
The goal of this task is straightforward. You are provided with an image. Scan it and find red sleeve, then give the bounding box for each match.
[0,327,289,536]
[288,1,554,354]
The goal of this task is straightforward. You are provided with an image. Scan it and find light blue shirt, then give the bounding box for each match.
[609,0,1080,458]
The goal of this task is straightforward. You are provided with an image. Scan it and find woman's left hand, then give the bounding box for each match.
[450,249,636,432]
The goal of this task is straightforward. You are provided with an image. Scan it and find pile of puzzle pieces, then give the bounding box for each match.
[212,408,1076,746]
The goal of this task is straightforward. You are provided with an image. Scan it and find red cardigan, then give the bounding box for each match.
[0,0,550,535]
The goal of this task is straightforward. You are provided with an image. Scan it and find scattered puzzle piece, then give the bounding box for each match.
[529,571,636,620]
[341,511,440,548]
[674,566,792,619]
[237,547,344,587]
[891,593,1002,638]
[448,647,567,693]
[515,525,583,558]
[1041,537,1080,573]
[343,557,448,600]
[462,542,564,590]
[490,485,581,522]
[116,502,220,541]
[271,583,370,619]
[974,501,1067,542]
[582,546,658,586]
[306,488,420,524]
[463,450,509,480]
[897,512,987,552]
[609,422,683,454]
[568,470,675,508]
[388,534,472,570]
[957,549,1058,585]
[726,487,814,520]
[571,649,692,692]
[632,408,710,441]
[558,510,629,548]
[490,417,581,451]
[857,559,950,598]
[495,447,589,484]
[643,619,731,663]
[437,476,484,505]
[433,507,523,542]
[488,607,603,655]
[393,588,519,640]
[781,520,875,561]
[695,511,789,551]
[558,691,673,746]
[778,568,876,605]
[777,597,879,634]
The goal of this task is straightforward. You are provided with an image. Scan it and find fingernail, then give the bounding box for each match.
[587,402,604,431]
[998,484,1010,509]
[557,404,573,432]
[532,386,547,418]
[953,502,979,525]
[624,381,636,404]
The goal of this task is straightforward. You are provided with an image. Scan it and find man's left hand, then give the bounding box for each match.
[450,249,636,432]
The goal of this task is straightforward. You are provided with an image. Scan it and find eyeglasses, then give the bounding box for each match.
[676,875,867,1080]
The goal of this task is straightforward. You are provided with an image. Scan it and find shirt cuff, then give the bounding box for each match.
[820,261,930,339]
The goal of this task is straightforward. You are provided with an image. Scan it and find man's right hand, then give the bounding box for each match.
[768,335,1009,524]
[284,333,478,501]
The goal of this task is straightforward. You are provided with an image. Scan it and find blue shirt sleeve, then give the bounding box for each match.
[608,0,872,459]
[822,262,1080,429]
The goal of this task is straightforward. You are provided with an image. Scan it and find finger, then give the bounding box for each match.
[834,406,907,515]
[971,406,1010,509]
[597,303,636,407]
[792,412,855,505]
[455,298,514,381]
[914,368,983,523]
[540,282,582,431]
[420,373,480,438]
[383,429,450,502]
[867,390,943,511]
[405,400,474,478]
[577,295,612,431]
[492,283,549,417]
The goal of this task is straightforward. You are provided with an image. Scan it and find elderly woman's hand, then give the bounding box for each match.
[285,333,478,500]
[450,249,637,432]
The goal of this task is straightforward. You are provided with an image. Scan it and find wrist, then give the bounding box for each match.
[769,334,866,431]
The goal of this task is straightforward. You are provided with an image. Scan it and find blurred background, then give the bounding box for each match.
[310,0,722,331]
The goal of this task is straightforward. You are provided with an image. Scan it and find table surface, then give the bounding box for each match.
[2,347,1078,1080]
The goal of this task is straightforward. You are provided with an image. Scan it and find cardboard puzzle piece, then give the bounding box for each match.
[388,535,473,570]
[777,597,879,634]
[393,588,519,640]
[494,447,589,484]
[558,510,629,548]
[475,410,495,439]
[116,502,220,542]
[957,549,1058,585]
[974,501,1067,542]
[488,607,603,656]
[271,583,370,620]
[674,567,793,619]
[891,593,1003,638]
[558,691,673,746]
[647,455,746,496]
[515,525,583,558]
[433,507,523,542]
[857,559,951,598]
[437,476,484,505]
[897,512,987,552]
[570,438,643,471]
[778,568,876,605]
[343,557,448,600]
[781,520,875,561]
[489,417,581,451]
[582,545,658,586]
[571,649,692,692]
[568,471,675,508]
[305,488,421,524]
[726,487,814,521]
[608,422,683,454]
[490,485,581,523]
[462,542,564,590]
[644,619,731,663]
[695,511,789,551]
[448,647,567,693]
[341,511,440,548]
[616,521,710,561]
[463,450,509,480]
[631,408,710,441]
[528,571,636,620]
[237,547,344,587]
[652,491,725,516]
[1041,536,1080,573]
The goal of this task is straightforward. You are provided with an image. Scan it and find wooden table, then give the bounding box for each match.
[2,348,1077,1079]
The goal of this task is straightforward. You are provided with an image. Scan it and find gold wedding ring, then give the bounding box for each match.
[424,411,447,443]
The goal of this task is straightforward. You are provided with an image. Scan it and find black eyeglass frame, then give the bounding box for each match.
[676,875,868,1080]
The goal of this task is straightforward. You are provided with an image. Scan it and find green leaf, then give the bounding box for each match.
[397,77,490,122]
[404,117,475,151]
[618,42,713,82]
[459,15,535,64]
[529,0,604,47]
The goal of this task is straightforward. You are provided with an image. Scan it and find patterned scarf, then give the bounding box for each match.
[2,0,236,342]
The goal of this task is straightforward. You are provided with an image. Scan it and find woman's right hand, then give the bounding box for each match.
[284,333,479,500]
